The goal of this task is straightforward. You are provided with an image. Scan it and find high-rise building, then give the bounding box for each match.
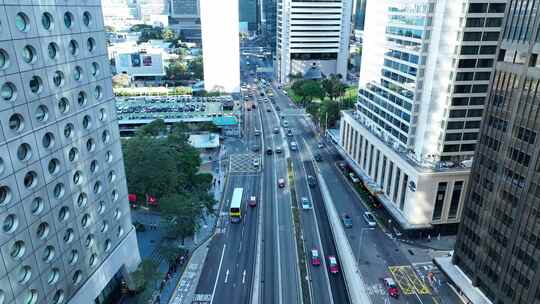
[276,0,354,83]
[353,0,367,31]
[136,0,169,21]
[337,0,506,229]
[261,0,277,52]
[0,3,140,304]
[169,0,202,41]
[200,0,241,93]
[240,0,259,32]
[439,1,540,303]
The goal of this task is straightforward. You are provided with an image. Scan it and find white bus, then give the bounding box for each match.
[230,188,243,223]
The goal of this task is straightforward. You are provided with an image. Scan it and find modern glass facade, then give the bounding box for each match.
[240,0,259,31]
[453,1,540,303]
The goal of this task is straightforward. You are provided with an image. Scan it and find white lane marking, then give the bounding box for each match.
[239,241,243,253]
[210,244,227,304]
[243,270,247,284]
[225,269,230,283]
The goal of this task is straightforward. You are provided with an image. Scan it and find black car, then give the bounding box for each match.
[276,106,281,111]
[252,145,260,152]
[314,153,322,162]
[307,175,317,187]
[266,148,273,155]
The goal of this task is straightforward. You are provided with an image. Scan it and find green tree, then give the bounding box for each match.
[104,25,116,32]
[163,27,176,42]
[189,56,204,80]
[300,80,324,105]
[319,100,341,129]
[129,259,161,304]
[166,60,189,80]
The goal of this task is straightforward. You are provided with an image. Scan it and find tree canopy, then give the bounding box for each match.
[122,119,215,242]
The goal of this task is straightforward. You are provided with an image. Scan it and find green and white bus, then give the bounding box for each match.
[230,188,243,223]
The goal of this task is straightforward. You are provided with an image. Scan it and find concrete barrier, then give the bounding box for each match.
[314,163,373,304]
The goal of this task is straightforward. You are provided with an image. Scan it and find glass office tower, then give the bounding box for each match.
[446,1,540,303]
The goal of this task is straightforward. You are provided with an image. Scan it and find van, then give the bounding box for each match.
[290,142,298,151]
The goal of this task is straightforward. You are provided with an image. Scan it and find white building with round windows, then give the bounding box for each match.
[0,2,141,304]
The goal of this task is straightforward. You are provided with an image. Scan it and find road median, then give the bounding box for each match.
[288,158,310,304]
[312,161,373,304]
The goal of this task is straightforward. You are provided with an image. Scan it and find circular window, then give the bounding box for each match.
[117,226,124,237]
[0,49,10,70]
[1,82,16,101]
[72,270,82,284]
[112,190,119,202]
[91,62,100,77]
[73,171,83,185]
[63,12,74,29]
[10,240,25,259]
[108,171,116,183]
[68,147,79,162]
[29,76,43,94]
[47,158,60,175]
[73,66,83,81]
[17,265,31,283]
[90,160,98,173]
[98,200,105,214]
[81,214,90,228]
[102,130,110,143]
[41,12,54,30]
[36,222,49,239]
[89,253,97,267]
[105,151,113,163]
[78,91,87,106]
[3,214,18,233]
[17,143,32,161]
[98,108,107,121]
[83,11,92,27]
[114,208,122,220]
[87,138,96,152]
[22,45,37,64]
[64,123,74,138]
[23,171,38,189]
[77,192,87,207]
[101,221,109,233]
[58,206,69,222]
[93,182,102,194]
[63,228,74,244]
[104,239,112,251]
[35,105,49,122]
[68,249,78,265]
[15,13,30,32]
[0,186,12,206]
[58,97,70,114]
[53,183,65,199]
[8,113,24,132]
[52,289,64,304]
[42,245,55,263]
[53,71,64,87]
[42,132,55,149]
[31,197,44,215]
[47,268,59,285]
[48,42,59,59]
[68,40,79,56]
[85,234,94,247]
[87,37,96,53]
[25,290,38,304]
[82,115,92,129]
[94,86,103,100]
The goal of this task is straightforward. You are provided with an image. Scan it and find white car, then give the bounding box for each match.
[363,212,377,227]
[349,173,360,183]
[301,197,312,209]
[253,158,260,168]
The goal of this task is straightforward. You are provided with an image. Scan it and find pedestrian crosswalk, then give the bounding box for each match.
[388,265,431,295]
[229,153,261,173]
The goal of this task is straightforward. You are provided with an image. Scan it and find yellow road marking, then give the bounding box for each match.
[388,266,431,295]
